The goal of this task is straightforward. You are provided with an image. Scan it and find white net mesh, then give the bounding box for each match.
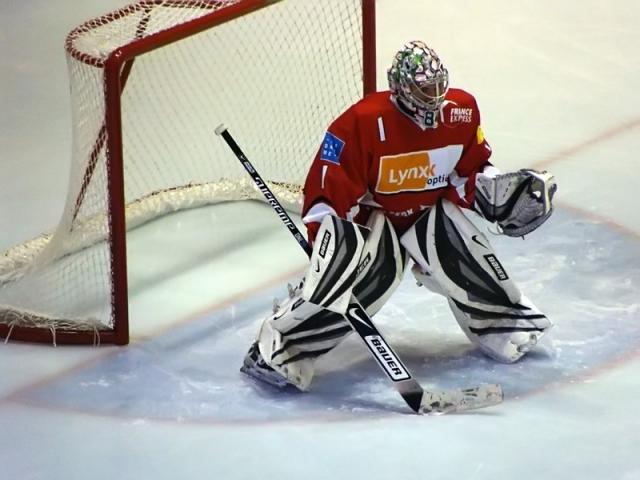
[0,0,369,342]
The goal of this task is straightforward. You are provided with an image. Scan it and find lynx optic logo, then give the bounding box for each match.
[484,254,509,281]
[376,151,449,194]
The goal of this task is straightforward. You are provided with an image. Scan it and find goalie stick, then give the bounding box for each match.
[215,124,503,415]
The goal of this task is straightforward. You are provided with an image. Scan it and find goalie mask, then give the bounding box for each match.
[388,41,449,125]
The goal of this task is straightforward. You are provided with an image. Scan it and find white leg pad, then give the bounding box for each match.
[256,318,316,391]
[251,210,407,389]
[402,199,552,363]
[256,285,350,390]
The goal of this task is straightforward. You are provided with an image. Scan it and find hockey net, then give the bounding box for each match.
[0,0,375,345]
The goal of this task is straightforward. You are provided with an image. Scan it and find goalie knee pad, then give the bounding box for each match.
[402,198,552,362]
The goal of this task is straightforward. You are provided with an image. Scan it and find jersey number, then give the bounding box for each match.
[424,111,436,128]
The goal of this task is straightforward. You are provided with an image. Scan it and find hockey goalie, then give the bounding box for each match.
[241,41,557,391]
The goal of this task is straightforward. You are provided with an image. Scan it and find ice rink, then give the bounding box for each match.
[1,1,639,479]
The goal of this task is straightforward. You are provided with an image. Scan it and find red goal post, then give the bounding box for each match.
[0,0,376,345]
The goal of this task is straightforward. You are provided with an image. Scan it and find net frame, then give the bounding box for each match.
[0,0,376,345]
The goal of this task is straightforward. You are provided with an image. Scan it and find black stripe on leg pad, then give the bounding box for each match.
[415,208,431,266]
[283,309,346,336]
[309,217,363,307]
[468,326,545,336]
[272,325,353,360]
[451,299,545,321]
[434,199,519,309]
[354,218,405,311]
[278,347,334,366]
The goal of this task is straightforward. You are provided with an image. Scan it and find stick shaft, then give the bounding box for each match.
[217,127,311,256]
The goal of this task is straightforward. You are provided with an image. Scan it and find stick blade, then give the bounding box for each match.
[419,383,503,415]
[396,378,426,413]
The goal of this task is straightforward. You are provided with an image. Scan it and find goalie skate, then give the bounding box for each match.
[240,342,295,389]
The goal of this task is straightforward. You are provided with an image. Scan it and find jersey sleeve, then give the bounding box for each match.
[445,97,493,209]
[302,107,369,244]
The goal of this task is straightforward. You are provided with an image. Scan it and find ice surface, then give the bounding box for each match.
[10,207,640,423]
[1,1,640,479]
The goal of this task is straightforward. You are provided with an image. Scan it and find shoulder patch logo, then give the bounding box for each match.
[320,132,345,165]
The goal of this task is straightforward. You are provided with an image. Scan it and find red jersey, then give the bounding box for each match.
[302,89,493,242]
